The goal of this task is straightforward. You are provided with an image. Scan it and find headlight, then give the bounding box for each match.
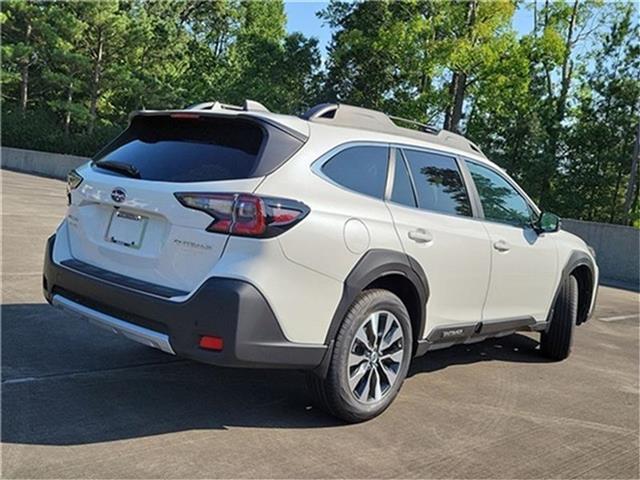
[67,169,83,191]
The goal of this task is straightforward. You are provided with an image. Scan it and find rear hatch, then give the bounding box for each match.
[65,112,305,294]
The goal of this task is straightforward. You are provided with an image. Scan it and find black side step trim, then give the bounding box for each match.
[479,317,536,335]
[416,316,536,355]
[60,259,188,298]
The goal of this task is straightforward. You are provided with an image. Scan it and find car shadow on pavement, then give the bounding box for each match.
[2,304,344,446]
[408,332,549,377]
[3,303,547,446]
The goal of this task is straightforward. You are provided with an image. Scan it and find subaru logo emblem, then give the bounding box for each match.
[111,188,126,203]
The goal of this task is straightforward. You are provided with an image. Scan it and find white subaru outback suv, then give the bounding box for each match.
[44,100,598,422]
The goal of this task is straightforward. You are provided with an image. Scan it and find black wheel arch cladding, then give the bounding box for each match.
[548,250,597,325]
[323,249,429,348]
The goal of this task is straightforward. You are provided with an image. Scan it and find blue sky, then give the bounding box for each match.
[284,1,536,56]
[285,2,332,52]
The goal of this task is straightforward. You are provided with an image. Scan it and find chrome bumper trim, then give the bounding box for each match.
[52,294,175,355]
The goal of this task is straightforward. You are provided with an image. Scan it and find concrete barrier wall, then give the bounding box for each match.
[2,147,638,288]
[562,219,639,289]
[1,147,89,180]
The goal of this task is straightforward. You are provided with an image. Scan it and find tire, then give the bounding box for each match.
[540,275,579,361]
[307,289,413,423]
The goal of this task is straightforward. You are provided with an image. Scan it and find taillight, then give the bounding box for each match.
[174,192,309,238]
[66,169,83,205]
[67,169,83,191]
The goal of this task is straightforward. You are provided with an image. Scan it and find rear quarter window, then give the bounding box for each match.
[321,146,389,199]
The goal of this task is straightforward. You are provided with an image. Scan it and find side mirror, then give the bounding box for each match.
[535,212,561,233]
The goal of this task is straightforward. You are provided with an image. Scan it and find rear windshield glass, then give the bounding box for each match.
[94,116,264,182]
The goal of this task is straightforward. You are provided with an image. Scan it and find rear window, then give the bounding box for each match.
[94,115,294,182]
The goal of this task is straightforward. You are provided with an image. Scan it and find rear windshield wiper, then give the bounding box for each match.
[95,160,141,179]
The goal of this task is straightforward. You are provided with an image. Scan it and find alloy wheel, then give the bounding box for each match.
[347,310,405,403]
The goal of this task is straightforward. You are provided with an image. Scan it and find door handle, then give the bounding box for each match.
[493,239,510,252]
[408,229,433,244]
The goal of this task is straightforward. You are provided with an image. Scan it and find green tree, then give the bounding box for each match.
[40,3,89,137]
[1,1,52,113]
[224,1,321,112]
[1,0,321,155]
[529,0,604,205]
[320,1,446,120]
[439,0,517,132]
[466,34,541,191]
[560,2,640,224]
[320,0,518,131]
[70,1,132,133]
[112,1,195,112]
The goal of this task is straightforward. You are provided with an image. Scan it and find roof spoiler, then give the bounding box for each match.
[188,99,270,113]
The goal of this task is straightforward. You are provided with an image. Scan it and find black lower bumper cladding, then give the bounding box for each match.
[43,235,326,369]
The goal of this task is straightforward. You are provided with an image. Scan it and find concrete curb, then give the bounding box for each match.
[562,219,639,289]
[1,146,89,180]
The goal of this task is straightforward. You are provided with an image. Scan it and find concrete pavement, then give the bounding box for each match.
[2,169,638,479]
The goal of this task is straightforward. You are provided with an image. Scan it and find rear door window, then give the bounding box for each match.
[402,149,472,217]
[321,146,389,199]
[94,116,266,182]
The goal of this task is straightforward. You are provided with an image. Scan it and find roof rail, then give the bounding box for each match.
[387,115,440,135]
[300,103,484,158]
[188,99,270,113]
[301,103,440,134]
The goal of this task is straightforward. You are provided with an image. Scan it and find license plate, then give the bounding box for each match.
[106,210,148,249]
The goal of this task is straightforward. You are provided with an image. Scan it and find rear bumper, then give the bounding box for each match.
[43,235,326,369]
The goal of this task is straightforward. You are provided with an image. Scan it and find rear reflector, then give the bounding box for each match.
[199,336,224,351]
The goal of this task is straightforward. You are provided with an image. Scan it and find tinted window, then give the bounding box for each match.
[95,116,264,182]
[391,154,417,207]
[467,161,533,227]
[403,149,472,216]
[322,146,389,198]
